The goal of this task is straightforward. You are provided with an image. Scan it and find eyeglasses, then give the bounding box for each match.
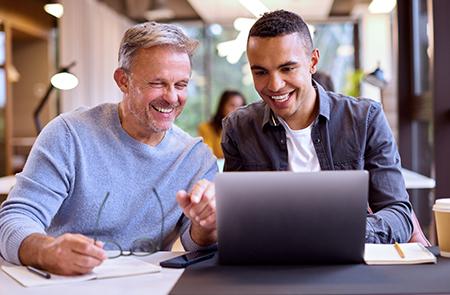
[93,188,165,259]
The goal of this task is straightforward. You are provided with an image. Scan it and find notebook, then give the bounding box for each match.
[215,170,369,265]
[2,256,161,287]
[364,243,437,265]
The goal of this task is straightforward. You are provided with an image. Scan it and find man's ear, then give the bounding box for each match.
[309,48,320,74]
[114,68,129,93]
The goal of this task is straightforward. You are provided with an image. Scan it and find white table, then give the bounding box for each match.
[0,168,436,196]
[400,168,436,189]
[216,159,436,190]
[0,175,16,195]
[0,252,184,295]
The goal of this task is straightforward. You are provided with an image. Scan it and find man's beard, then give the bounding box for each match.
[127,99,175,133]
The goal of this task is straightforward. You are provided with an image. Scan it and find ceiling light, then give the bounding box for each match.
[51,72,78,90]
[217,22,251,64]
[368,0,396,14]
[209,24,223,36]
[35,62,78,133]
[44,3,64,18]
[233,18,256,32]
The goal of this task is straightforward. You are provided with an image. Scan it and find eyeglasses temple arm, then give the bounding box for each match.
[152,188,165,250]
[94,192,111,242]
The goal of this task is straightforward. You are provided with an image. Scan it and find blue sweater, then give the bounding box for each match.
[0,103,217,264]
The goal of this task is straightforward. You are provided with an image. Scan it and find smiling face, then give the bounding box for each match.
[114,46,191,143]
[247,33,319,128]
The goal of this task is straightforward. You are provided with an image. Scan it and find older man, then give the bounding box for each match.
[221,10,413,244]
[0,22,216,275]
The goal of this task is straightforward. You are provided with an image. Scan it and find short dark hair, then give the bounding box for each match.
[248,10,313,54]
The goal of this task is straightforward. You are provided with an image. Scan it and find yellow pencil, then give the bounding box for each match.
[394,242,405,258]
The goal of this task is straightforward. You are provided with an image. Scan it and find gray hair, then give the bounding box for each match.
[118,22,199,70]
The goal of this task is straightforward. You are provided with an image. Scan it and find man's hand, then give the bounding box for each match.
[176,179,217,246]
[19,233,107,276]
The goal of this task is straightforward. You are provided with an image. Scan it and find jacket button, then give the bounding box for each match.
[280,139,285,144]
[314,138,321,143]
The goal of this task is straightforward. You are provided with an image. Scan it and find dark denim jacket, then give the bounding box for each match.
[221,83,413,243]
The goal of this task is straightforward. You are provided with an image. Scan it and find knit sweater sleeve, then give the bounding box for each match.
[179,140,218,251]
[0,116,75,264]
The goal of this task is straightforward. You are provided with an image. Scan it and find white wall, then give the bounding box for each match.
[360,13,393,102]
[356,6,398,139]
[59,0,132,112]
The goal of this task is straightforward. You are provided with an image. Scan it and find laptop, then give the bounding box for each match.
[215,170,368,265]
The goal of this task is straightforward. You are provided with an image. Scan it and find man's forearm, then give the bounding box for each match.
[18,233,54,267]
[366,207,412,243]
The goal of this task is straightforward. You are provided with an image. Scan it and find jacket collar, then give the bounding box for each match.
[315,80,331,121]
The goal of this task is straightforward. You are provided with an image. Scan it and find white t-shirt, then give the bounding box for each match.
[278,117,321,172]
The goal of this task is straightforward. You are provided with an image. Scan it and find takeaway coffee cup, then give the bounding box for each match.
[433,198,450,257]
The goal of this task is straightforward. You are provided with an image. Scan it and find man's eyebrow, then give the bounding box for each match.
[143,77,164,82]
[278,61,298,68]
[250,65,267,71]
[250,61,299,71]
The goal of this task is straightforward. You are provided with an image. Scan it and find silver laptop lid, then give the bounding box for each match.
[215,170,368,265]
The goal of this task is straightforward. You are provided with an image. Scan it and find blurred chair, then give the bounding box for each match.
[313,71,335,92]
[409,210,431,246]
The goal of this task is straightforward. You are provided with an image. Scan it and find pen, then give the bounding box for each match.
[394,242,405,258]
[26,266,51,279]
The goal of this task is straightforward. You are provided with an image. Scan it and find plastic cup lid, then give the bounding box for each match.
[433,198,450,212]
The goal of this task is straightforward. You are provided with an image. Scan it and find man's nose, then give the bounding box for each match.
[163,85,178,104]
[267,73,285,92]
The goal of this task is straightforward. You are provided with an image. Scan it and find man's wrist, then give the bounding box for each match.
[19,233,54,267]
[190,224,217,246]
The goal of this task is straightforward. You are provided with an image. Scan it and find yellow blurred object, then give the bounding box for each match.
[344,69,364,97]
[198,122,223,158]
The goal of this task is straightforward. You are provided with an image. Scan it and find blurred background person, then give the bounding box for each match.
[312,71,335,92]
[198,90,247,158]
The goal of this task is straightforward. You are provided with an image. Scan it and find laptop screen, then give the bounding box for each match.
[215,170,368,265]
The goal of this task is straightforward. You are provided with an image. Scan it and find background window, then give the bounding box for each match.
[175,21,356,137]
